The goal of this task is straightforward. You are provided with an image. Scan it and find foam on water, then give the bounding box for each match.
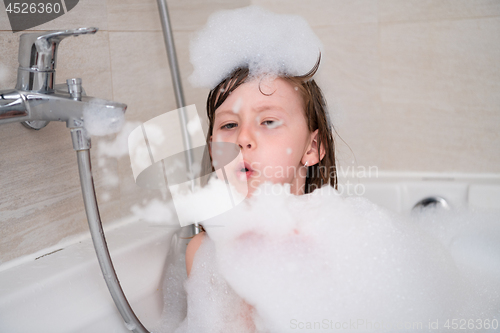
[174,237,257,333]
[160,180,499,333]
[189,5,323,89]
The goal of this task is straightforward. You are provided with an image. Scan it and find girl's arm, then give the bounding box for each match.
[185,230,256,330]
[185,231,205,277]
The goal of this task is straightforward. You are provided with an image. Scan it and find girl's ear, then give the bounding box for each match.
[303,129,325,166]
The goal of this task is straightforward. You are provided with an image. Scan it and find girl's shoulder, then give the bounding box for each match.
[186,231,206,276]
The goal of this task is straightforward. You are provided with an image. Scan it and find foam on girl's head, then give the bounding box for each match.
[189,5,323,89]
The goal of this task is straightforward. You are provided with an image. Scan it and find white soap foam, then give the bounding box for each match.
[164,182,499,333]
[186,117,203,137]
[173,236,258,333]
[189,5,323,89]
[100,192,110,202]
[102,171,119,187]
[232,97,243,114]
[130,198,175,225]
[97,121,141,158]
[82,101,125,137]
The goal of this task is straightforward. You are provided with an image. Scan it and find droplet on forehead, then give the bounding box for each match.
[286,148,292,155]
[294,87,298,91]
[232,97,243,114]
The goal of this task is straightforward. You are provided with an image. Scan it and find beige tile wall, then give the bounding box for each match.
[254,0,500,174]
[0,0,499,263]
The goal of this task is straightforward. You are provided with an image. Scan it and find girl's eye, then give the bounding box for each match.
[263,120,282,129]
[221,123,237,130]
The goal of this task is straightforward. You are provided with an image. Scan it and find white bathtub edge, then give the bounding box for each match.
[0,219,178,333]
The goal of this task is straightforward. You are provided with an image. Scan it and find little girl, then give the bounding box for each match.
[182,56,338,330]
[187,55,337,268]
[180,5,338,332]
[168,7,493,333]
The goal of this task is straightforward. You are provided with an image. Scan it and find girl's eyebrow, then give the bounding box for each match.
[215,105,288,117]
[214,109,236,117]
[254,105,287,114]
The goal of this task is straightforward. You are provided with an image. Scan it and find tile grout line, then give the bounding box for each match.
[379,14,500,25]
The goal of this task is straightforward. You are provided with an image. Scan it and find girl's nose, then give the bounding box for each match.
[237,122,256,150]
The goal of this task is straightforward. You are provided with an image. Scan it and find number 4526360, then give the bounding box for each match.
[5,2,61,14]
[444,319,498,330]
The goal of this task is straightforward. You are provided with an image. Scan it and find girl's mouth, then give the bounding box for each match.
[235,161,253,181]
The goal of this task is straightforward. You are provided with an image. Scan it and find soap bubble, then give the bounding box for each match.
[97,121,141,159]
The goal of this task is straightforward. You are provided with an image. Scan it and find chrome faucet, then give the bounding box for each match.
[0,27,126,149]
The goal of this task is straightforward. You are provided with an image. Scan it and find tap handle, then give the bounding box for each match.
[18,27,98,71]
[34,27,98,44]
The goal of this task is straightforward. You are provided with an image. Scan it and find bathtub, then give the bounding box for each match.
[338,172,500,214]
[0,219,177,333]
[0,172,499,333]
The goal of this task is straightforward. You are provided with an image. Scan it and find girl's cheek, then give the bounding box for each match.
[212,131,228,142]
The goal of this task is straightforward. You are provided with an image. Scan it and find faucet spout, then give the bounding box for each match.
[0,88,126,130]
[25,90,126,128]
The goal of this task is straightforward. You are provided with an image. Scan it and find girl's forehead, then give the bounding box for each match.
[215,77,304,116]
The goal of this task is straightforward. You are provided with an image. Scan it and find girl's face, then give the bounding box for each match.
[210,76,322,197]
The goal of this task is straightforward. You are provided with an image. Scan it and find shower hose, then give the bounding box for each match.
[73,1,192,330]
[76,148,151,333]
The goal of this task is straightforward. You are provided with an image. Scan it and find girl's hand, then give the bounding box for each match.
[186,231,206,277]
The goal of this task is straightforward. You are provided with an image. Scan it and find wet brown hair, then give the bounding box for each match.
[200,54,337,195]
